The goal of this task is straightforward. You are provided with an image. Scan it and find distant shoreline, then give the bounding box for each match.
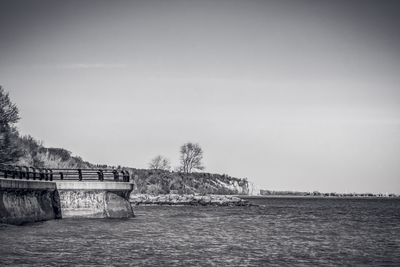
[238,195,400,199]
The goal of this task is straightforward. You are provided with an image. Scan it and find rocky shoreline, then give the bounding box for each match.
[129,194,250,206]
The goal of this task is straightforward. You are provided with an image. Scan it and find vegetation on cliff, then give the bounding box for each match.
[0,86,23,164]
[0,86,91,168]
[17,136,92,168]
[130,168,249,195]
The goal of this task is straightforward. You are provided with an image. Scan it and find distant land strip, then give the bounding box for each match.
[258,190,399,198]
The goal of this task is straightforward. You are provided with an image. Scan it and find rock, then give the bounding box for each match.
[198,195,211,205]
[104,192,133,218]
[129,194,250,206]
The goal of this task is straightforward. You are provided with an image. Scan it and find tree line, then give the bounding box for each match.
[0,86,90,168]
[148,142,205,173]
[0,86,23,164]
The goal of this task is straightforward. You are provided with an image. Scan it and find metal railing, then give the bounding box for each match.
[0,164,130,182]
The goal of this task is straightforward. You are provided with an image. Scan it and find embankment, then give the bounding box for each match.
[0,178,61,225]
[130,194,250,206]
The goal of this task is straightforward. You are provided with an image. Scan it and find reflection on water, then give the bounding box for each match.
[0,198,399,266]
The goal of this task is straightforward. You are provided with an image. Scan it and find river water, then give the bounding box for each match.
[0,198,399,266]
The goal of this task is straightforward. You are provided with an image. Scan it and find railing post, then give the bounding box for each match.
[98,169,104,181]
[59,172,64,180]
[12,166,17,179]
[44,169,49,181]
[16,166,23,179]
[24,166,30,180]
[39,169,44,180]
[78,169,82,181]
[113,170,119,181]
[49,169,53,181]
[121,170,130,182]
[30,167,36,180]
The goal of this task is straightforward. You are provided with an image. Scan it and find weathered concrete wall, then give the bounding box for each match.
[56,181,134,218]
[0,179,61,225]
[0,179,133,224]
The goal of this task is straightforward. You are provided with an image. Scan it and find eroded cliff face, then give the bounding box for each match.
[0,189,61,225]
[58,190,133,218]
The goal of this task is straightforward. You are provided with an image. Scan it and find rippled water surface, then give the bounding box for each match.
[0,198,399,266]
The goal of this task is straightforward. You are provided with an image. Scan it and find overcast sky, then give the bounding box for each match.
[1,0,399,193]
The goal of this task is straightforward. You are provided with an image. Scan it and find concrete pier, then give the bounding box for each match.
[0,178,62,225]
[56,181,134,218]
[0,165,135,224]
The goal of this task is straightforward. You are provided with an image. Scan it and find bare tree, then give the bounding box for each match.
[148,155,171,171]
[179,142,204,173]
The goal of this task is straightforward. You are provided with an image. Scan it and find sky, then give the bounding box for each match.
[1,0,399,193]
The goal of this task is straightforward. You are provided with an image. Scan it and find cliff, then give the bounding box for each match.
[129,168,249,195]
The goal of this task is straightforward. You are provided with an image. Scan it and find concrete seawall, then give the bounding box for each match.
[56,181,134,218]
[0,179,62,225]
[0,179,134,224]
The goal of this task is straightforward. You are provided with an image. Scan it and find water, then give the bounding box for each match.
[0,198,399,266]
